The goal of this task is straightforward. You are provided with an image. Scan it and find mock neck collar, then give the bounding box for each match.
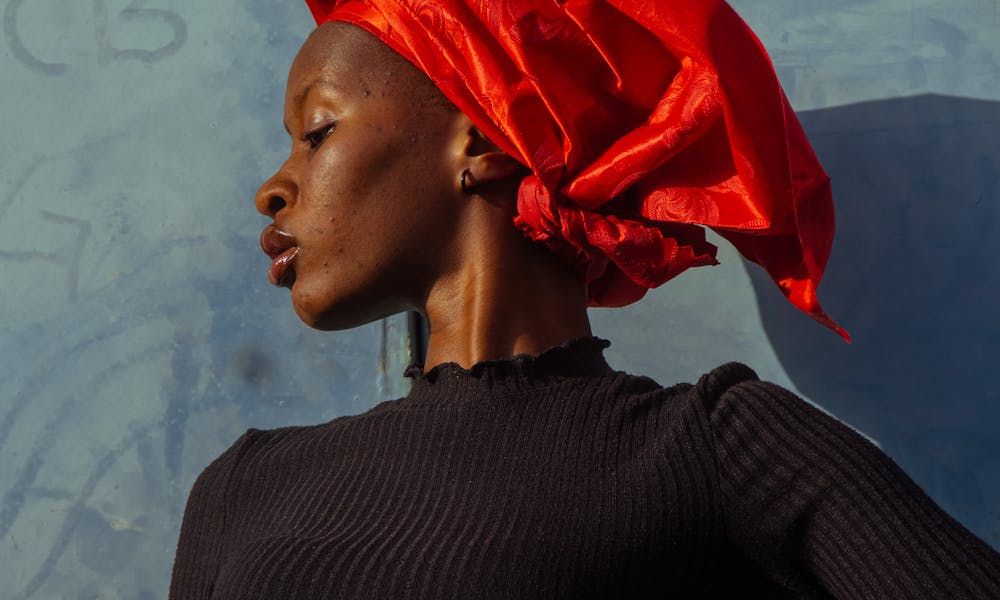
[400,336,613,405]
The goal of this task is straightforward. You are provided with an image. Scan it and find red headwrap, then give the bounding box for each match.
[305,0,850,341]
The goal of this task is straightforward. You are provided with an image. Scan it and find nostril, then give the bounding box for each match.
[254,173,294,218]
[267,195,287,216]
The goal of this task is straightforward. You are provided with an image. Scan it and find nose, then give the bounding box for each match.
[255,168,296,218]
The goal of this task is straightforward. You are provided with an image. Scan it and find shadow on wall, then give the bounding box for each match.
[746,94,1000,548]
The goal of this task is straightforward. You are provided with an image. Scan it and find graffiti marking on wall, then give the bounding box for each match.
[0,159,93,303]
[4,0,188,74]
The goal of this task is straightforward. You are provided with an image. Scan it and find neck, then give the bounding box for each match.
[421,206,593,370]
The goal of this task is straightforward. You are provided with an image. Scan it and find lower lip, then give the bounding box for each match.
[268,247,299,287]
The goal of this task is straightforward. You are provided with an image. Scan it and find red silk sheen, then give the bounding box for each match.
[305,0,850,341]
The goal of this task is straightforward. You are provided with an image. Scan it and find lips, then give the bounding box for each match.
[260,224,299,287]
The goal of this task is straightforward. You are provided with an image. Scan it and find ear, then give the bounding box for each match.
[459,125,527,188]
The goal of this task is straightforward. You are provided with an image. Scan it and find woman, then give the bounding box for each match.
[169,1,1000,598]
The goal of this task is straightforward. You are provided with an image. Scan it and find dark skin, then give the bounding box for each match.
[255,22,593,370]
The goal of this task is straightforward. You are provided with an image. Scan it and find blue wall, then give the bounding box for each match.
[1,1,997,596]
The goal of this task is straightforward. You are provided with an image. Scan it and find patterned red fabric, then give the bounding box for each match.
[305,0,850,341]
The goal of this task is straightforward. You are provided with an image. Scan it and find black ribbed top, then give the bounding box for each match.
[169,337,1000,599]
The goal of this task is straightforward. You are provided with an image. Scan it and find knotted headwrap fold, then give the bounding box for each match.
[306,0,850,341]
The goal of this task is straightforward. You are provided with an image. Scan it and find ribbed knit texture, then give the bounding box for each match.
[169,337,1000,599]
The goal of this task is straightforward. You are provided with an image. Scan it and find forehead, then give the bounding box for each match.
[286,21,416,101]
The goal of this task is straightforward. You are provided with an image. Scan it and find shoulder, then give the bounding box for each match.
[191,422,329,489]
[693,360,809,412]
[211,425,306,466]
[200,411,390,490]
[694,361,762,403]
[187,428,275,497]
[693,361,847,436]
[689,361,888,483]
[691,362,894,500]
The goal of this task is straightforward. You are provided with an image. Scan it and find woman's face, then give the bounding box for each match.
[255,22,465,330]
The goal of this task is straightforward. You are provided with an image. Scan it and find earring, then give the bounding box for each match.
[460,169,475,194]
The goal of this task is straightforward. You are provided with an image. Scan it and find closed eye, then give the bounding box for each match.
[302,122,336,150]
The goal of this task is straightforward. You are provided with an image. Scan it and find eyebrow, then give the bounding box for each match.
[284,78,342,136]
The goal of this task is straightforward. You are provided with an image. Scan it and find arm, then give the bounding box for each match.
[168,430,255,600]
[700,365,1000,599]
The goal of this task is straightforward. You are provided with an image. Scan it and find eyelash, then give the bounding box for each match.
[302,122,336,150]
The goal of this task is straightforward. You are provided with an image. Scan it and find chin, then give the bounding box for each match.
[290,285,401,332]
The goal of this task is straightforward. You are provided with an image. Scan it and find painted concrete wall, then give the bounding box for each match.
[1,1,997,597]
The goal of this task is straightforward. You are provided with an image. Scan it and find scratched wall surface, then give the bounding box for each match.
[0,2,414,598]
[0,1,998,598]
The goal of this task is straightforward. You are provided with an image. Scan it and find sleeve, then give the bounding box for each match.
[698,363,1000,599]
[168,429,258,600]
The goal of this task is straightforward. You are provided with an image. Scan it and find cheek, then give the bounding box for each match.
[291,124,454,281]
